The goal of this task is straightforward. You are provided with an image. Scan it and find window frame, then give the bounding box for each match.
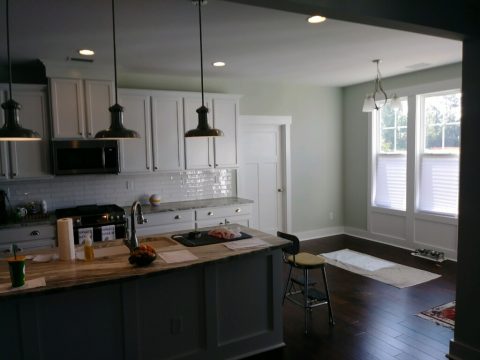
[416,88,461,217]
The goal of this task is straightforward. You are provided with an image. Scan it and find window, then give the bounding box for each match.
[374,99,408,210]
[419,90,461,215]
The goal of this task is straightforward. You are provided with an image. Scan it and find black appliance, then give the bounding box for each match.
[52,140,120,175]
[0,190,8,224]
[55,204,126,244]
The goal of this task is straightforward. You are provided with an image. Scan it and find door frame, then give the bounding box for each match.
[238,115,292,233]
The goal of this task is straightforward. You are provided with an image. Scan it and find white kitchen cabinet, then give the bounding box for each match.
[0,224,56,254]
[135,209,195,237]
[50,78,113,139]
[184,95,239,169]
[118,90,185,173]
[184,96,213,169]
[118,90,152,174]
[0,85,51,180]
[195,204,252,228]
[151,94,185,171]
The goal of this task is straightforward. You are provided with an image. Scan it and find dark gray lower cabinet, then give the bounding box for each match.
[1,249,284,360]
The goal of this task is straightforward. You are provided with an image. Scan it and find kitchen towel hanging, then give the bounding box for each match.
[57,218,75,260]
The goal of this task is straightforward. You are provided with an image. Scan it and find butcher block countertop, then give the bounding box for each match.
[0,226,288,300]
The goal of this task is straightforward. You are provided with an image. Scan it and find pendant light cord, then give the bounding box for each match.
[112,0,118,105]
[6,0,12,101]
[198,0,205,107]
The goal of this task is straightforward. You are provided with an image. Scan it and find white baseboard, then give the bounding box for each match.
[344,226,458,261]
[295,226,345,241]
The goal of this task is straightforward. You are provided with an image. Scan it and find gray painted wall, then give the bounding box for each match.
[120,73,343,233]
[342,62,462,230]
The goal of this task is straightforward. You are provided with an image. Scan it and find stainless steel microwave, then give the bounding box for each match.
[51,140,120,175]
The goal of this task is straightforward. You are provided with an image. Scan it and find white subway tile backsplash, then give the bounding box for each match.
[1,169,236,211]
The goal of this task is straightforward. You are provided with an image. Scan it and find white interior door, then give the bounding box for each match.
[239,122,286,235]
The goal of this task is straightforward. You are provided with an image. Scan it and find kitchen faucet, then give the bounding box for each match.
[126,201,147,252]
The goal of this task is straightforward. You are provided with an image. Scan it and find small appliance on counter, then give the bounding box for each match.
[55,204,126,244]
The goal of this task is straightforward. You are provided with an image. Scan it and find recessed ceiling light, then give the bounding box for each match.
[212,61,226,67]
[78,49,95,56]
[307,15,326,24]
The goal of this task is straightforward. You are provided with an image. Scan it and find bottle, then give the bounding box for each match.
[84,234,94,261]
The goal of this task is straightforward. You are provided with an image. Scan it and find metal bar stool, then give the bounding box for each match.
[278,231,335,334]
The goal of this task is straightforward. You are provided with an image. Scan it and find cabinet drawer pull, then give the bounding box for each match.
[30,230,40,236]
[174,215,181,220]
[235,208,241,213]
[207,211,213,216]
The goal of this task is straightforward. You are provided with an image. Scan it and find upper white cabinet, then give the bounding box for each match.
[50,78,113,139]
[184,96,212,169]
[0,85,51,180]
[184,95,239,170]
[118,89,186,174]
[151,94,185,171]
[118,90,152,174]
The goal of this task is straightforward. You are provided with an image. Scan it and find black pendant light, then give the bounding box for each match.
[185,0,223,138]
[95,0,139,139]
[0,0,41,142]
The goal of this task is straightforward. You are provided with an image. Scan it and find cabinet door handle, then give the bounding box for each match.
[88,132,92,136]
[214,163,218,167]
[154,166,158,170]
[208,211,213,216]
[235,208,241,213]
[219,222,224,225]
[174,215,181,220]
[12,172,16,177]
[208,164,212,167]
[30,230,40,236]
[225,220,231,224]
[79,131,83,136]
[146,166,150,170]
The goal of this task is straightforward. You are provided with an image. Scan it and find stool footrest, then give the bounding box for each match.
[291,276,317,286]
[303,288,327,303]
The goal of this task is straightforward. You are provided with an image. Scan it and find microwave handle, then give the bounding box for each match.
[102,148,106,168]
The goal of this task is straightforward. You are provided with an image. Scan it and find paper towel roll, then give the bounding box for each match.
[57,218,75,261]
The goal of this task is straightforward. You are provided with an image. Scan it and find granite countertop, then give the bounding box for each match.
[0,198,253,230]
[130,197,254,215]
[0,226,287,299]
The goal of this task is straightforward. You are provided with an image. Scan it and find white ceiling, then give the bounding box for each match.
[0,0,462,87]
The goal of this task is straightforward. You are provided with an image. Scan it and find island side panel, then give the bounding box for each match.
[214,249,284,358]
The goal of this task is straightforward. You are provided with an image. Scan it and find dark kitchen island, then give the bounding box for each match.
[0,226,288,360]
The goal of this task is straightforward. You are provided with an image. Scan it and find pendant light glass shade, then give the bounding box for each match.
[0,0,41,141]
[390,93,403,112]
[94,0,139,140]
[185,0,224,138]
[362,59,388,113]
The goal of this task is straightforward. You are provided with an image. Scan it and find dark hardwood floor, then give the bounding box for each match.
[248,235,456,360]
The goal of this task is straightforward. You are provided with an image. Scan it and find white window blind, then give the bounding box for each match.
[419,156,459,215]
[374,155,407,210]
